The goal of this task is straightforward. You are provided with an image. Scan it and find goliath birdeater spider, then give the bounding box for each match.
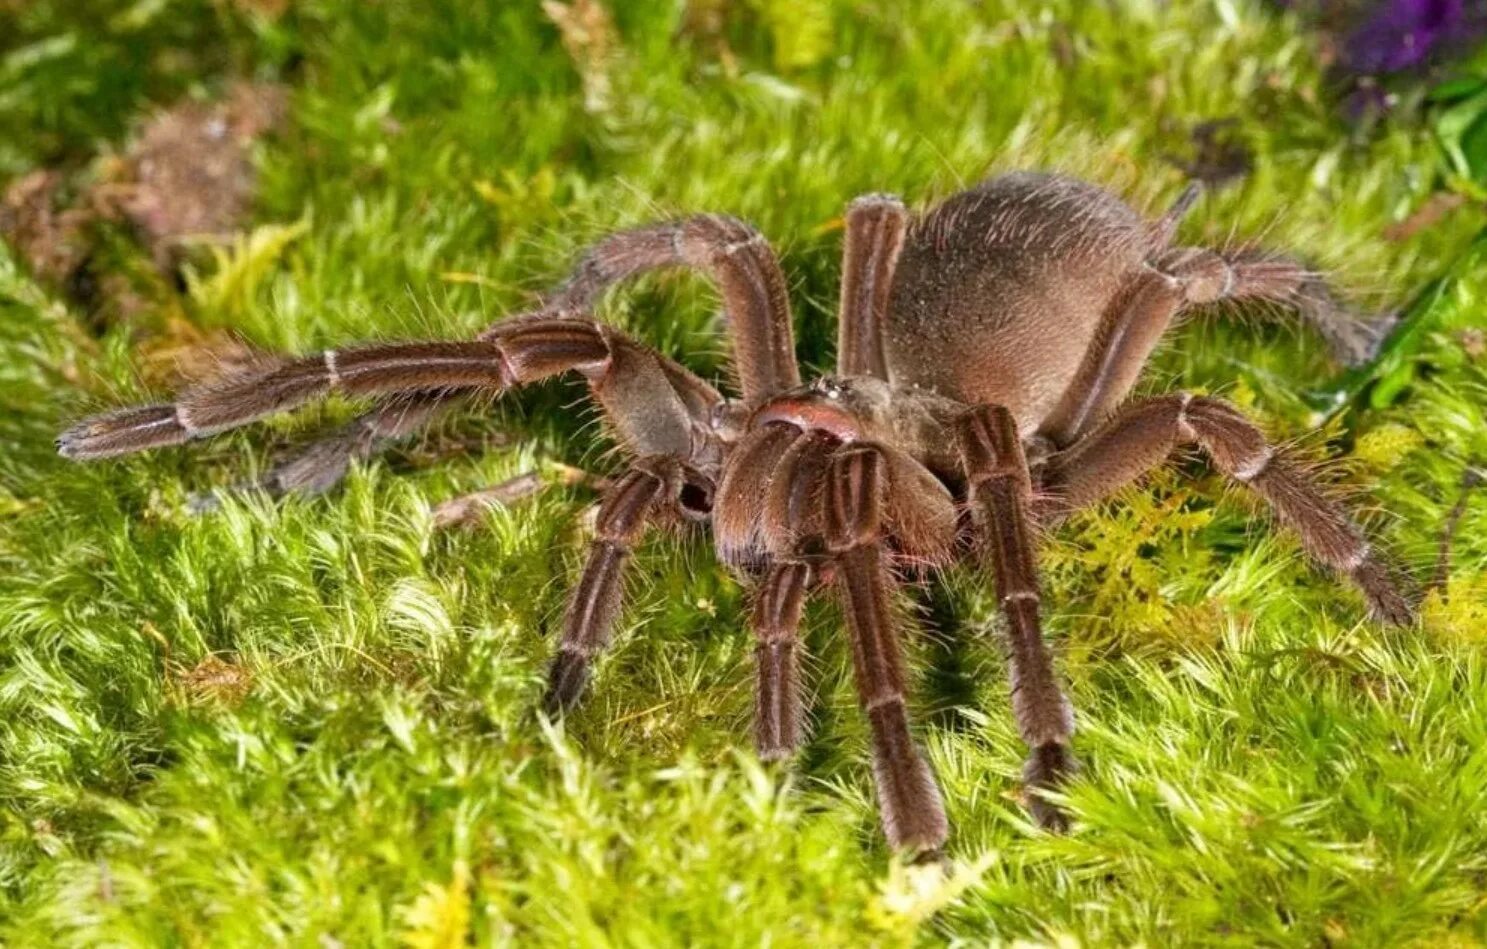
[59,172,1415,851]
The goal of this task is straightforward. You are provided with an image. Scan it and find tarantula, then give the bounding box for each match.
[59,172,1414,851]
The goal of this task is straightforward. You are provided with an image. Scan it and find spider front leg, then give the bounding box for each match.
[545,456,708,712]
[751,560,814,759]
[749,429,837,759]
[957,405,1076,831]
[836,194,907,379]
[155,209,797,499]
[58,339,515,458]
[825,445,948,852]
[61,314,730,709]
[544,214,800,401]
[1037,393,1416,625]
[60,317,721,466]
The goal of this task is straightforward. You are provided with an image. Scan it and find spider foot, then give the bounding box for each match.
[1023,741,1076,833]
[1371,588,1419,629]
[753,636,805,762]
[543,650,590,715]
[57,404,188,459]
[1353,558,1418,627]
[754,734,800,763]
[1325,306,1402,368]
[868,705,950,852]
[905,844,949,869]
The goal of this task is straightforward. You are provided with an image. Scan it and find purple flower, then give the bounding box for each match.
[1345,0,1466,73]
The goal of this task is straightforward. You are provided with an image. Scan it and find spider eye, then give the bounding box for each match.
[812,377,844,399]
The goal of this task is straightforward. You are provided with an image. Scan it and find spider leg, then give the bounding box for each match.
[58,340,511,458]
[713,422,801,566]
[544,457,688,712]
[1038,262,1189,447]
[259,391,456,497]
[361,213,799,486]
[1036,393,1416,625]
[1147,182,1391,367]
[59,316,723,471]
[957,404,1075,831]
[836,194,907,379]
[543,214,800,402]
[1039,245,1393,448]
[744,426,958,764]
[751,560,814,759]
[188,392,457,511]
[750,429,835,759]
[825,445,948,852]
[1160,245,1396,368]
[61,317,728,708]
[79,208,797,494]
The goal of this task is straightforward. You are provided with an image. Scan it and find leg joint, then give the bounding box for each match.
[1158,247,1236,304]
[174,404,199,437]
[1342,541,1372,573]
[956,404,1029,486]
[1174,391,1197,441]
[323,349,341,389]
[846,192,906,214]
[864,692,906,713]
[1231,446,1275,482]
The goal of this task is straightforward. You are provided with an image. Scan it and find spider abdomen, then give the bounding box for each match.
[884,172,1156,430]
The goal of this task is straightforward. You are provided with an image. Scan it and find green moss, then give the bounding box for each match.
[2,0,1485,944]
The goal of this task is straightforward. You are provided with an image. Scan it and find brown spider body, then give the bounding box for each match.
[60,171,1414,854]
[886,173,1151,428]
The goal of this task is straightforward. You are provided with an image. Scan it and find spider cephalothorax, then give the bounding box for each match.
[59,172,1414,852]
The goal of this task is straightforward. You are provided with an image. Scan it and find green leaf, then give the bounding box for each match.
[1433,88,1487,180]
[1426,76,1487,104]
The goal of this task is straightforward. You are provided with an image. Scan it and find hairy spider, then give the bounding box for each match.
[59,172,1415,851]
